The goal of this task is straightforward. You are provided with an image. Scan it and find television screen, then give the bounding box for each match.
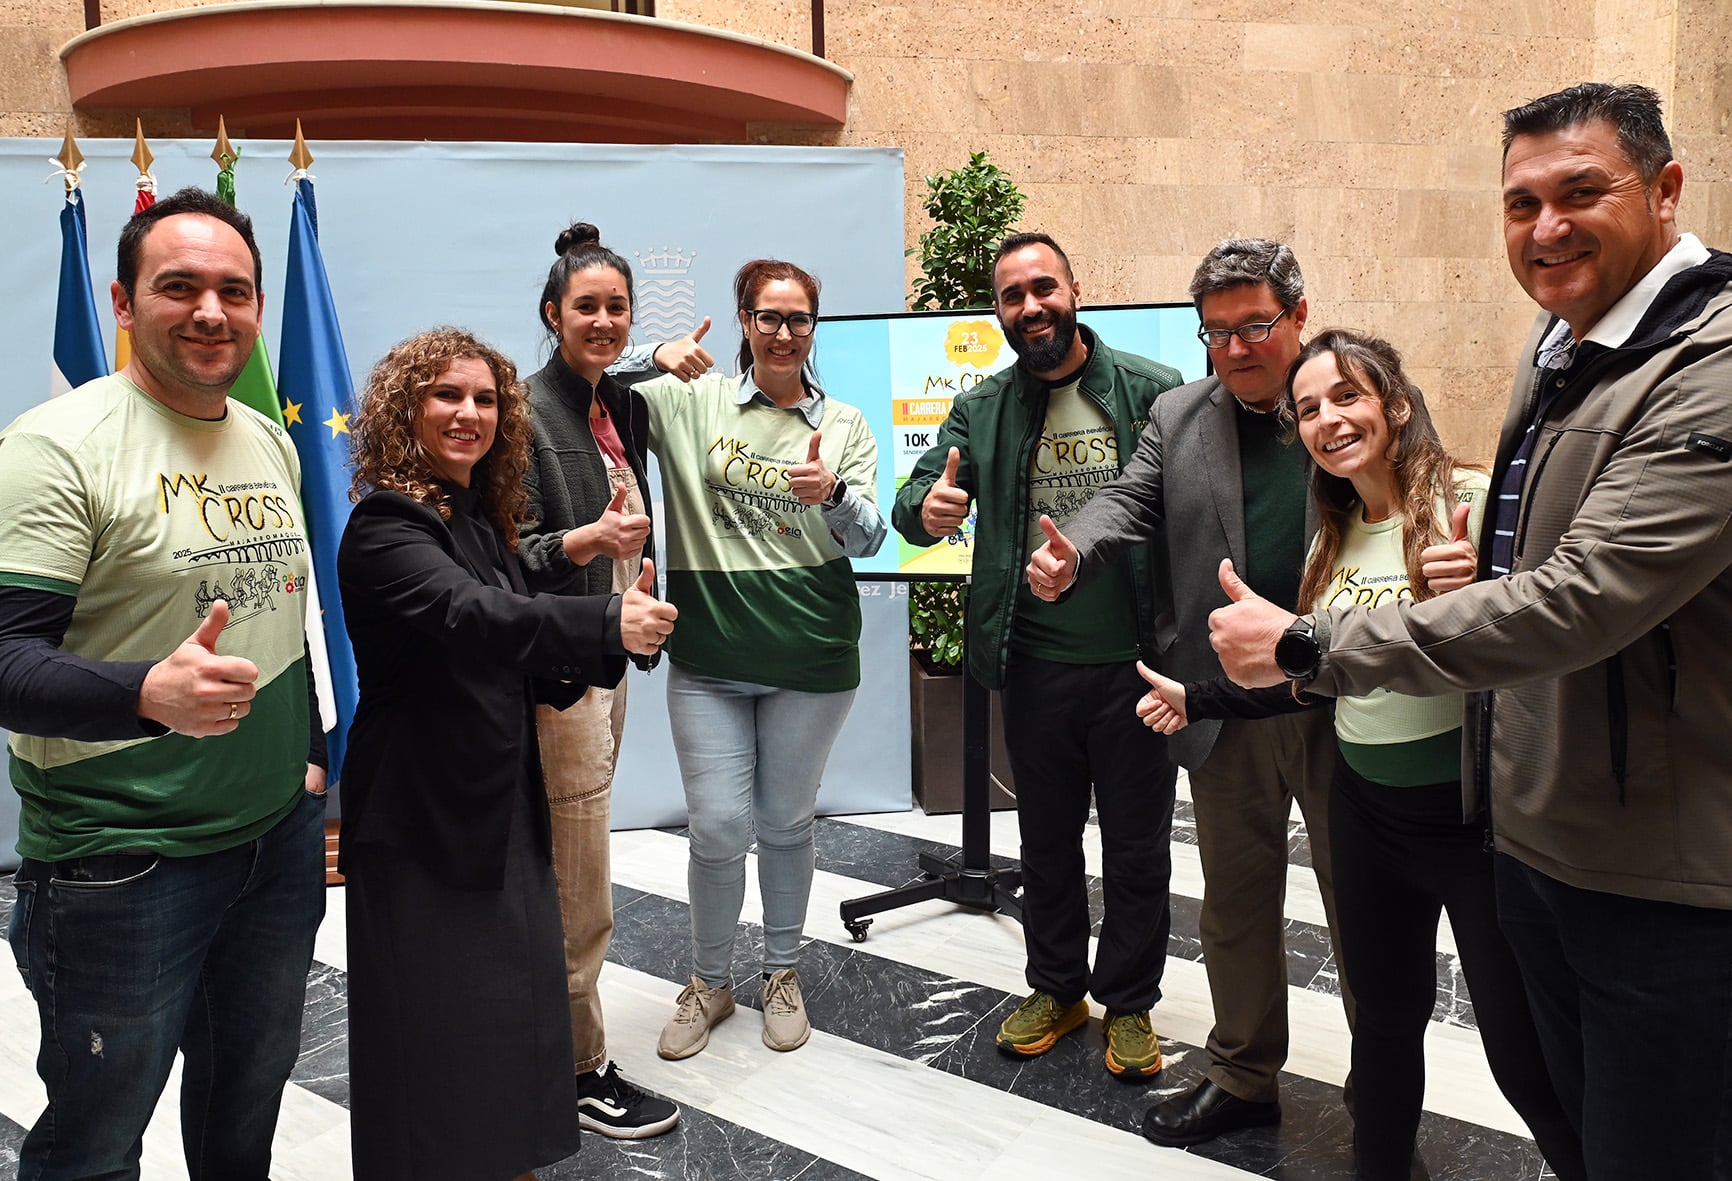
[819,303,1209,577]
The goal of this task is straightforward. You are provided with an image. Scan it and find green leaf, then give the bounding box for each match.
[904,152,1026,665]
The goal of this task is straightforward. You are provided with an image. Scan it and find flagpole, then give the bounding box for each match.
[48,127,108,395]
[285,120,339,739]
[52,126,83,195]
[131,119,156,211]
[210,115,288,428]
[115,120,157,371]
[277,120,361,843]
[211,115,238,205]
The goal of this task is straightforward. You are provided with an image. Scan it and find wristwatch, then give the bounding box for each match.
[825,476,848,508]
[1274,615,1322,681]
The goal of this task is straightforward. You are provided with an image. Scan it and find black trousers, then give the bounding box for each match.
[1330,760,1584,1181]
[999,654,1176,1014]
[1496,853,1732,1181]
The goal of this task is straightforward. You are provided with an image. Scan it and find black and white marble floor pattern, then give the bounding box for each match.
[0,773,1560,1180]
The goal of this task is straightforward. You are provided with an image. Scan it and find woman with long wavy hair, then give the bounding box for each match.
[1136,330,1584,1181]
[336,327,675,1180]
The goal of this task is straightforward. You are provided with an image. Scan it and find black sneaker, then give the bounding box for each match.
[574,1061,681,1139]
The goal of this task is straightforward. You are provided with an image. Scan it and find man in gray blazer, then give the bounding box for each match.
[1027,239,1350,1147]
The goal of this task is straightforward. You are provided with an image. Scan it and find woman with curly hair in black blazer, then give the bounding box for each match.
[337,327,676,1180]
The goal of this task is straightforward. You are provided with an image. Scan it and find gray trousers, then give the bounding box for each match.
[1187,709,1353,1102]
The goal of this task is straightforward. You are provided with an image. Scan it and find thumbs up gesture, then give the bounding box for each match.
[921,446,971,537]
[1419,501,1477,595]
[652,316,715,383]
[788,429,836,506]
[1134,660,1190,734]
[563,481,652,565]
[620,559,678,656]
[1025,514,1079,602]
[1207,559,1292,688]
[138,599,262,736]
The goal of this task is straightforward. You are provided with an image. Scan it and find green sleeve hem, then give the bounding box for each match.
[0,572,78,596]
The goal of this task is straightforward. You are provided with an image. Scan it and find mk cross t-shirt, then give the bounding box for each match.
[0,375,312,860]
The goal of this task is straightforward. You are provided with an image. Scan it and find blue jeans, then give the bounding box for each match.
[666,664,855,984]
[8,787,327,1181]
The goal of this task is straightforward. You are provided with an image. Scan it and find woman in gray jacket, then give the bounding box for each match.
[515,222,704,1139]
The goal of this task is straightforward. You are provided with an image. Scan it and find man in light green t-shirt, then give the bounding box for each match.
[0,189,326,1178]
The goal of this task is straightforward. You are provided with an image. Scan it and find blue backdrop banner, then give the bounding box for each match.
[0,138,911,841]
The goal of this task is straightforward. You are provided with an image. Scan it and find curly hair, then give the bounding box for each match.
[1279,329,1483,609]
[348,327,532,546]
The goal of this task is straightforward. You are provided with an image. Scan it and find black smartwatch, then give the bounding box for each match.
[824,475,848,508]
[1274,615,1322,681]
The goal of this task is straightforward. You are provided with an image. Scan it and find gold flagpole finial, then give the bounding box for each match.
[131,119,154,176]
[288,119,314,172]
[211,116,237,168]
[55,125,85,191]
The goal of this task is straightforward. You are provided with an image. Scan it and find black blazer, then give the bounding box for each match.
[336,489,625,889]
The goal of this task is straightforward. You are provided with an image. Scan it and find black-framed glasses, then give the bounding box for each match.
[745,308,818,337]
[1196,306,1290,349]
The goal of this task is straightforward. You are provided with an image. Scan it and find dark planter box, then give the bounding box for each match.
[908,654,1016,814]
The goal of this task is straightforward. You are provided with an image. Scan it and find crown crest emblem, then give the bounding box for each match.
[636,247,695,275]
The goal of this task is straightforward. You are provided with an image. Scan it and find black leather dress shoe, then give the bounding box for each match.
[1141,1078,1281,1147]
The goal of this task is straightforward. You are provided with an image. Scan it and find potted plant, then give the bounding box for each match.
[906,151,1025,813]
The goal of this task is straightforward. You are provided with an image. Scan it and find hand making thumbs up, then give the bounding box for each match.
[921,446,971,537]
[138,599,262,737]
[1025,514,1080,601]
[653,317,715,383]
[1134,661,1190,734]
[1208,559,1293,688]
[564,481,652,566]
[1419,501,1477,595]
[620,559,679,656]
[788,429,836,505]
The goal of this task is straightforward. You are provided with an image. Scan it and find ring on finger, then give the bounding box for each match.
[227,702,239,721]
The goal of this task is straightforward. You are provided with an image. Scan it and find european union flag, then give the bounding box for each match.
[278,177,358,782]
[52,188,108,395]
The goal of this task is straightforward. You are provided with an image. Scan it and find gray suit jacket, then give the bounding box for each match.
[1064,375,1315,770]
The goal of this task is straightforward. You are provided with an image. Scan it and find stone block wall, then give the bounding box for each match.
[5,0,1729,456]
[664,0,1731,460]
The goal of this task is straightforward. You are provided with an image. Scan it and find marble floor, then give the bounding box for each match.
[0,773,1559,1180]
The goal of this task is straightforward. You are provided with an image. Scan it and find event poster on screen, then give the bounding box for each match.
[819,304,1207,579]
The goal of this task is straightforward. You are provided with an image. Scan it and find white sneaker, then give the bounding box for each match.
[657,976,735,1060]
[761,968,811,1052]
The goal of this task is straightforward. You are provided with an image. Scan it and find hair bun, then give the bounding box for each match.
[554,222,603,255]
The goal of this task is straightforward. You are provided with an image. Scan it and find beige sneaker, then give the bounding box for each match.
[657,976,735,1060]
[761,968,811,1052]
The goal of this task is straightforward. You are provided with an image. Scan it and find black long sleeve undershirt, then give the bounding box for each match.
[0,584,328,770]
[1182,674,1323,722]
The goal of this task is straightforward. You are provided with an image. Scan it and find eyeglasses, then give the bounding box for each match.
[1196,306,1291,349]
[745,308,818,337]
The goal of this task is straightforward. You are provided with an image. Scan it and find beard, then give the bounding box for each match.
[1004,305,1079,374]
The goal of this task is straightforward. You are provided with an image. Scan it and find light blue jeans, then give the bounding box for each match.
[666,664,855,985]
